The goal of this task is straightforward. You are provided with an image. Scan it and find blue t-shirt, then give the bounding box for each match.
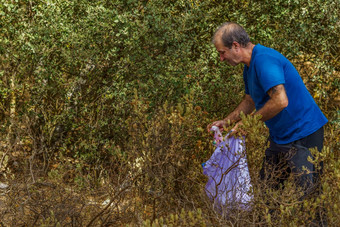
[243,44,328,144]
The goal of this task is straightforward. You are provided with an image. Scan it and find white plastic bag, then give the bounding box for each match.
[202,126,252,210]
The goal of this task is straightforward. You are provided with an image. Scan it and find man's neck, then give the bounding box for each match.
[242,43,255,67]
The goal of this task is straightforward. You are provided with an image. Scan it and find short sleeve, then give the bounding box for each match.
[254,55,285,93]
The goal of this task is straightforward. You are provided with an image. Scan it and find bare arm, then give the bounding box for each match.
[207,94,255,131]
[254,84,288,121]
[229,84,288,134]
[223,94,255,123]
[208,85,287,132]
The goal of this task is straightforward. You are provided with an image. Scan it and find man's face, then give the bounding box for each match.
[214,38,240,66]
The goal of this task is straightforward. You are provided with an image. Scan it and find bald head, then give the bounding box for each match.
[212,22,250,48]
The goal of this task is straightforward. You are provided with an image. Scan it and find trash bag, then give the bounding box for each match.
[202,126,252,210]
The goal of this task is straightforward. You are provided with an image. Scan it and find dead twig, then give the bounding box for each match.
[86,173,144,227]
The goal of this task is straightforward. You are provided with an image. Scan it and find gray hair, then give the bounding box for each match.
[212,22,250,48]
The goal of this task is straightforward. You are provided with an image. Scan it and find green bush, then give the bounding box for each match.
[0,0,339,226]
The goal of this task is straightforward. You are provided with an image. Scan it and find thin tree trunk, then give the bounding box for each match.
[7,72,16,145]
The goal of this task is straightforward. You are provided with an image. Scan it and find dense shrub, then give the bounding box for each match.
[0,0,339,226]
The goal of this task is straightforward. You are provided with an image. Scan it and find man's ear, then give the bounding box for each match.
[232,41,240,51]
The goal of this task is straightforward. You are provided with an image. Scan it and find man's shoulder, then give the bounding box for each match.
[253,44,282,57]
[252,45,286,66]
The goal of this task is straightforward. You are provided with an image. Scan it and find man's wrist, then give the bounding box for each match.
[222,118,232,126]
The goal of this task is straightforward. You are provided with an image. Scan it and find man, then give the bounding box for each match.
[207,22,328,199]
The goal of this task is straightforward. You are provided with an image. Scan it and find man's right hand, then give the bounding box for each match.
[207,120,228,133]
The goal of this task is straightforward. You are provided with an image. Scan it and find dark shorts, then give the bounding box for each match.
[260,126,324,193]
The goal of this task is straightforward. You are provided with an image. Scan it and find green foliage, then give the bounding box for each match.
[310,146,340,224]
[0,0,339,226]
